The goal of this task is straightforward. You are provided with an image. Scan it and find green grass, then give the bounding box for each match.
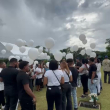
[20,68,110,110]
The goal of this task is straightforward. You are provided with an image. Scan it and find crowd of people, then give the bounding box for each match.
[0,56,110,110]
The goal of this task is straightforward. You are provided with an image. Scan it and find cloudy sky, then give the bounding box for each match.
[0,0,110,52]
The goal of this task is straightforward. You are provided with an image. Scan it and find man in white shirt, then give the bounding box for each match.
[0,61,6,110]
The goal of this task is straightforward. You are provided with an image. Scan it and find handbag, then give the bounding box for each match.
[52,71,64,90]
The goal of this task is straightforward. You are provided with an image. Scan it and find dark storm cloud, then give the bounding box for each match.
[0,0,110,52]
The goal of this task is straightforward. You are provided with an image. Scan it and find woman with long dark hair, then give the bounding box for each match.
[44,60,64,110]
[79,59,88,98]
[60,61,72,110]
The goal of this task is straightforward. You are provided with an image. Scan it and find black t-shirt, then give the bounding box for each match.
[0,66,19,96]
[76,62,82,70]
[69,67,78,87]
[17,71,32,100]
[88,64,97,79]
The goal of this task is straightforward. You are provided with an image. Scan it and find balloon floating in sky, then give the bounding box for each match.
[90,52,96,58]
[5,43,13,51]
[19,46,26,53]
[16,39,24,47]
[45,37,55,49]
[82,39,87,45]
[28,48,39,60]
[86,49,92,56]
[90,43,96,49]
[79,34,86,41]
[80,50,86,56]
[66,53,73,59]
[1,49,6,55]
[54,52,62,61]
[73,45,78,52]
[38,47,43,53]
[28,40,34,47]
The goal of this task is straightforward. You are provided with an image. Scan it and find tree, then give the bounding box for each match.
[105,38,110,58]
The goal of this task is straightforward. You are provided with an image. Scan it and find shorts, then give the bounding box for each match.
[36,78,42,86]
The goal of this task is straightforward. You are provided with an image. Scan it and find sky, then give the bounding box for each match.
[0,0,110,53]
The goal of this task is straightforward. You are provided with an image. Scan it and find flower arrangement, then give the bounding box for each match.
[89,93,99,107]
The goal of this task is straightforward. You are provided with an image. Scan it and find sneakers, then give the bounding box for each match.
[74,108,78,110]
[80,94,87,98]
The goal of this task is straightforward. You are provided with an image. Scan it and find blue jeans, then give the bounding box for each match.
[71,87,78,109]
[88,79,97,94]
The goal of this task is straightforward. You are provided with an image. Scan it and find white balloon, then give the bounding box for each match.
[38,47,43,53]
[54,52,62,61]
[15,56,20,61]
[1,49,6,54]
[70,47,74,52]
[66,53,73,59]
[28,48,39,60]
[79,34,86,41]
[90,43,96,49]
[23,40,26,46]
[80,50,86,55]
[22,56,27,61]
[16,39,24,47]
[73,45,78,52]
[19,46,26,53]
[46,62,50,67]
[5,43,13,51]
[86,49,92,55]
[90,52,96,58]
[9,56,15,61]
[45,37,55,49]
[26,57,34,65]
[82,39,87,44]
[62,52,66,56]
[47,56,50,60]
[28,40,34,47]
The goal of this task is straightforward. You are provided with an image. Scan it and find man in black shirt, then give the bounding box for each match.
[67,59,78,110]
[17,61,36,110]
[0,58,19,110]
[87,58,97,102]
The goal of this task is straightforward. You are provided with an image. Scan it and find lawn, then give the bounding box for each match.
[20,68,110,110]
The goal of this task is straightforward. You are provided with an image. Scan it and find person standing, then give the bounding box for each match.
[0,62,6,110]
[102,56,110,84]
[87,58,98,102]
[78,59,88,98]
[0,58,19,110]
[17,61,36,110]
[44,60,64,110]
[75,58,82,87]
[95,58,101,95]
[67,59,78,110]
[60,61,72,110]
[35,64,43,91]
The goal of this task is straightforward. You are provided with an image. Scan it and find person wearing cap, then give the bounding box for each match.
[102,56,110,84]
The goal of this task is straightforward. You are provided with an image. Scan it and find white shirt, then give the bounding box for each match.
[0,68,4,91]
[96,63,101,73]
[79,64,88,75]
[36,67,42,79]
[62,70,72,82]
[44,70,64,86]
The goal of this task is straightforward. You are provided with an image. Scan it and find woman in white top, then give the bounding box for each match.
[79,59,88,98]
[35,64,43,91]
[95,58,101,95]
[0,62,6,110]
[60,61,72,110]
[44,60,64,110]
